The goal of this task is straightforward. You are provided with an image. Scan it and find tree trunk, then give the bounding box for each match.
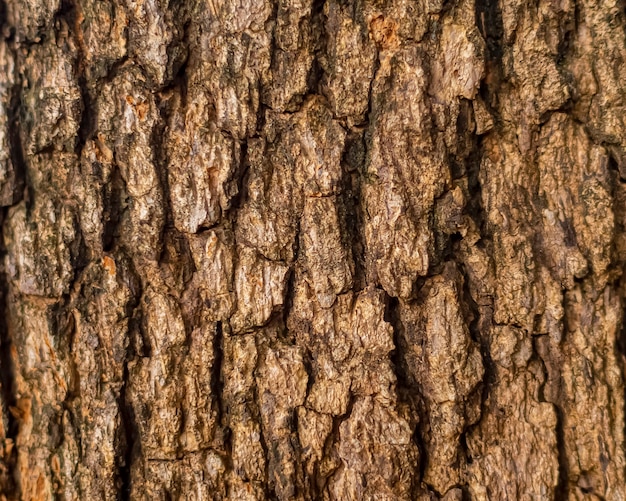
[0,0,625,499]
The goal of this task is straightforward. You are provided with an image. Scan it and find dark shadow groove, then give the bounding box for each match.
[475,0,504,115]
[383,292,428,492]
[118,360,138,501]
[211,321,225,427]
[116,260,143,501]
[553,404,570,501]
[0,208,18,497]
[6,71,26,207]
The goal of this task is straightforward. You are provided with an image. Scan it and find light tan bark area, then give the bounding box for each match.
[0,0,625,499]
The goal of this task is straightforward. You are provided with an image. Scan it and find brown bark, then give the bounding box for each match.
[0,0,626,499]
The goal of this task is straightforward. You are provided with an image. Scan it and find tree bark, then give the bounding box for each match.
[1,0,626,499]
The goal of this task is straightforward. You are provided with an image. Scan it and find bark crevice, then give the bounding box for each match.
[0,213,18,498]
[2,0,626,498]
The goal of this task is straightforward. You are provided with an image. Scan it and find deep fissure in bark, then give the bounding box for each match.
[0,209,17,497]
[1,0,626,498]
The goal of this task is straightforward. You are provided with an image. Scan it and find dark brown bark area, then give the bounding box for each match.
[0,0,626,499]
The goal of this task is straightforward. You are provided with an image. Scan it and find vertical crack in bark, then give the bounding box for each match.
[619,303,626,497]
[118,357,136,501]
[263,0,280,111]
[383,293,426,492]
[533,335,569,500]
[0,0,6,38]
[280,223,299,341]
[6,59,26,207]
[0,26,24,493]
[465,132,488,240]
[454,95,494,474]
[153,94,176,239]
[118,290,142,501]
[612,168,626,501]
[211,322,224,424]
[76,79,94,156]
[341,130,367,291]
[228,137,249,218]
[458,259,492,465]
[102,166,126,254]
[0,209,18,499]
[552,401,570,500]
[475,0,504,114]
[211,320,230,473]
[318,392,356,495]
[251,342,272,499]
[307,0,326,98]
[54,0,94,159]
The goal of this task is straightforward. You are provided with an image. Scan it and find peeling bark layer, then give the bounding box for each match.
[1,0,626,499]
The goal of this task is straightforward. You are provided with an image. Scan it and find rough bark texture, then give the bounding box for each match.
[1,0,626,499]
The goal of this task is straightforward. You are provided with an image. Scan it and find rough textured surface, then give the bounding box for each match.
[1,0,626,499]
